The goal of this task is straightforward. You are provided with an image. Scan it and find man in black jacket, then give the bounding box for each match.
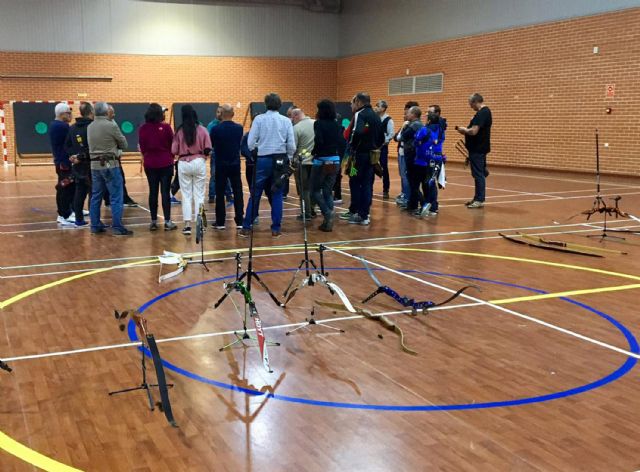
[456,93,492,209]
[399,106,424,213]
[342,92,383,226]
[64,101,94,226]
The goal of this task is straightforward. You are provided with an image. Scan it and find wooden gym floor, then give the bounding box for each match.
[1,161,640,471]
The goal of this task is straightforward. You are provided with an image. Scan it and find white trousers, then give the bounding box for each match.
[177,158,207,223]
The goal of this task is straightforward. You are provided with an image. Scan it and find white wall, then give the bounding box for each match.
[339,0,640,56]
[0,0,340,57]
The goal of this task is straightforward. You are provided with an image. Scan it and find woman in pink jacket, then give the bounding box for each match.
[171,105,211,235]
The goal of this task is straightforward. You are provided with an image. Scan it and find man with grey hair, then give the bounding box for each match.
[374,99,394,199]
[87,101,132,235]
[49,102,74,225]
[291,107,316,220]
[456,93,492,208]
[103,104,137,208]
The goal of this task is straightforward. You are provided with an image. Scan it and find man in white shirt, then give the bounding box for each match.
[240,93,295,238]
[375,100,395,199]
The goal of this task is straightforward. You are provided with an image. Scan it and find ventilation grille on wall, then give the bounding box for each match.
[388,73,443,96]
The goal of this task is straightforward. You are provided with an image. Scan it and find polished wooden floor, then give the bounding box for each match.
[1,161,640,471]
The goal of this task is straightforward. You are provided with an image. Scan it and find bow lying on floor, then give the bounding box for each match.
[158,251,190,283]
[222,281,273,373]
[283,272,356,313]
[114,309,177,427]
[360,258,478,315]
[315,300,418,355]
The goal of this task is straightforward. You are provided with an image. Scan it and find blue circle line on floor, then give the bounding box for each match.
[128,267,638,411]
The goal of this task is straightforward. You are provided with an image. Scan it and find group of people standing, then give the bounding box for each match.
[49,91,491,237]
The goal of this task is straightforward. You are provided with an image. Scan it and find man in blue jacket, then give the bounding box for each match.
[210,104,244,229]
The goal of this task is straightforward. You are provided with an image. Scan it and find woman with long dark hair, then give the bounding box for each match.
[311,99,342,231]
[139,103,176,231]
[171,105,211,235]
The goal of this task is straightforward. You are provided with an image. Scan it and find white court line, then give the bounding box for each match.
[445,181,562,199]
[1,302,482,363]
[438,190,640,208]
[3,223,639,280]
[327,247,640,360]
[444,167,640,189]
[2,217,635,271]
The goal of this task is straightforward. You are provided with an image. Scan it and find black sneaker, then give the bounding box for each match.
[149,221,158,231]
[182,226,192,235]
[124,199,138,207]
[113,228,133,236]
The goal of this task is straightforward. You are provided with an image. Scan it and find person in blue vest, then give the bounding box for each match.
[414,105,447,217]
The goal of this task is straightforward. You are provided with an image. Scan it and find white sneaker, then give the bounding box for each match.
[83,210,90,216]
[67,213,76,222]
[57,215,75,226]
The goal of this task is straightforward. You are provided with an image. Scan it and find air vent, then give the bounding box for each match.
[388,73,443,96]
[388,77,415,96]
[415,73,443,93]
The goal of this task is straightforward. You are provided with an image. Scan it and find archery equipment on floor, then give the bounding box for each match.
[158,251,189,283]
[359,258,477,314]
[285,306,345,336]
[0,359,11,373]
[216,254,280,373]
[213,142,282,372]
[578,129,628,241]
[111,309,177,427]
[281,152,354,324]
[499,232,627,257]
[191,203,211,271]
[282,243,355,313]
[315,300,417,355]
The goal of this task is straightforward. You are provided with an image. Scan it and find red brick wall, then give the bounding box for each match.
[337,8,640,176]
[2,8,639,175]
[0,52,336,161]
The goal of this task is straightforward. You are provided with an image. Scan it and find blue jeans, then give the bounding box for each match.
[242,156,283,232]
[469,152,487,202]
[90,166,124,232]
[351,152,374,219]
[398,151,410,199]
[209,156,233,200]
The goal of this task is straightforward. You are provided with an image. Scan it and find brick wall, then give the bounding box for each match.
[0,52,336,161]
[337,8,640,176]
[2,8,639,175]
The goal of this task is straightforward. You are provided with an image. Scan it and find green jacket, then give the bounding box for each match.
[87,116,128,169]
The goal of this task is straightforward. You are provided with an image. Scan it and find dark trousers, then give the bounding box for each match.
[469,152,487,202]
[55,164,74,219]
[378,145,390,193]
[350,152,374,219]
[311,164,338,217]
[215,164,244,226]
[295,164,315,217]
[145,165,173,221]
[246,162,272,205]
[408,163,428,210]
[104,166,132,203]
[333,162,343,200]
[72,178,89,223]
[171,161,180,196]
[425,164,440,212]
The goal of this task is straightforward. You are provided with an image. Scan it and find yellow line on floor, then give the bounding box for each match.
[490,284,640,305]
